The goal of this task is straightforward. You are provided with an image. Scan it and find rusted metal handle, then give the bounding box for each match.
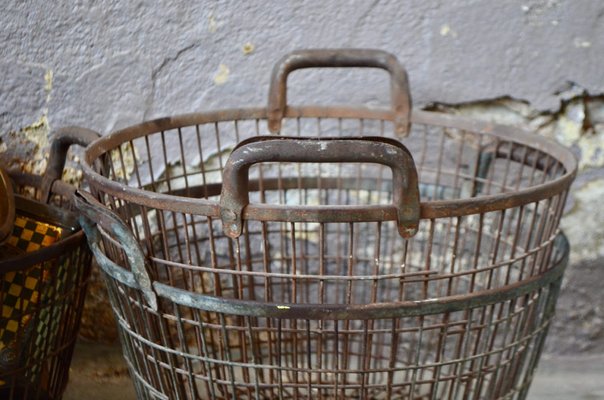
[41,126,101,204]
[0,167,15,244]
[74,190,158,311]
[267,49,412,136]
[220,136,420,239]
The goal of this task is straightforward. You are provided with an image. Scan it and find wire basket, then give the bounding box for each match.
[0,128,98,400]
[77,49,577,399]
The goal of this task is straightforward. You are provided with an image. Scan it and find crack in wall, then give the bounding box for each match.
[424,85,604,171]
[145,43,201,120]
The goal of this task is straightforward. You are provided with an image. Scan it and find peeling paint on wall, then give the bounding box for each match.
[439,24,458,38]
[208,14,218,33]
[213,64,230,85]
[242,42,255,55]
[425,88,604,171]
[560,178,604,263]
[0,68,55,177]
[0,114,50,175]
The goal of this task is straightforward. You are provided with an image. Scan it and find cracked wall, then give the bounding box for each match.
[1,0,603,351]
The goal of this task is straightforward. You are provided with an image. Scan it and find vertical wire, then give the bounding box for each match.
[289,223,300,400]
[447,216,462,296]
[217,313,238,399]
[513,145,530,191]
[194,124,209,199]
[306,320,313,396]
[423,219,436,300]
[173,304,199,398]
[433,127,447,199]
[500,141,515,192]
[450,307,474,399]
[528,197,553,277]
[244,315,261,400]
[517,201,540,282]
[468,303,497,400]
[506,204,525,283]
[452,130,467,198]
[429,311,452,400]
[341,223,354,394]
[160,131,172,192]
[488,298,518,398]
[317,223,326,399]
[334,320,340,399]
[408,315,426,398]
[177,127,190,193]
[386,317,401,399]
[130,139,143,188]
[487,209,507,291]
[242,222,256,302]
[192,307,216,398]
[483,137,498,196]
[277,319,285,400]
[144,135,157,192]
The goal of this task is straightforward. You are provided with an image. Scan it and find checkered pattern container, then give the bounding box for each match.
[0,128,97,400]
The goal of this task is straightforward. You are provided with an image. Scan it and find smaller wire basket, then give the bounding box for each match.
[0,128,97,400]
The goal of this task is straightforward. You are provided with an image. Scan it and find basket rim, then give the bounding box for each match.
[0,192,86,273]
[82,107,578,221]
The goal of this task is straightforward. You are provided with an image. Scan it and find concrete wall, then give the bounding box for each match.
[1,0,603,353]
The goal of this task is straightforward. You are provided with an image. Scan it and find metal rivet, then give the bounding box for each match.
[222,210,237,222]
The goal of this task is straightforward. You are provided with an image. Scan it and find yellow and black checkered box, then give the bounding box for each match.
[0,214,63,384]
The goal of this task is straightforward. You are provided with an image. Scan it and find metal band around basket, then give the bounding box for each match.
[90,232,568,320]
[74,191,158,311]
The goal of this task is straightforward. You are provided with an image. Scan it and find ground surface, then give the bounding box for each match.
[63,341,604,400]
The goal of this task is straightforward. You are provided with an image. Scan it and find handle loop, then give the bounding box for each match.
[0,168,15,244]
[41,126,101,203]
[74,191,158,311]
[267,49,412,136]
[220,136,420,239]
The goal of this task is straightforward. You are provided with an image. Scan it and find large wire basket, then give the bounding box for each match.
[77,49,577,399]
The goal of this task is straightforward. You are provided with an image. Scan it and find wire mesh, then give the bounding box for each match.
[80,49,576,400]
[80,108,574,400]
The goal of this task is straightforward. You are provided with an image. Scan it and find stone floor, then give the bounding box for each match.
[62,341,604,400]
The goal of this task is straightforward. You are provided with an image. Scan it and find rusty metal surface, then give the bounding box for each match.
[219,136,419,239]
[74,191,157,311]
[0,167,15,244]
[40,126,102,203]
[267,49,411,136]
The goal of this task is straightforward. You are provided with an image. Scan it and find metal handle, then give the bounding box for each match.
[267,49,412,136]
[0,167,15,244]
[220,136,420,239]
[74,190,158,311]
[41,126,101,203]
